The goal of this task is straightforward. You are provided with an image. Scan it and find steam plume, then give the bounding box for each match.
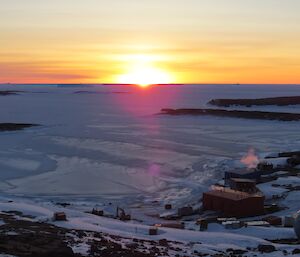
[241,148,259,169]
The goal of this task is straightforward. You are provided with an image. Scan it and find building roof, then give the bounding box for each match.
[204,188,263,201]
[226,168,258,175]
[230,178,256,183]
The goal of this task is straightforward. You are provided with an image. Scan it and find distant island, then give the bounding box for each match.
[0,123,39,131]
[0,90,25,96]
[160,108,300,121]
[208,96,300,107]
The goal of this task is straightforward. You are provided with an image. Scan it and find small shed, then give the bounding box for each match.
[149,227,158,235]
[229,178,258,193]
[262,216,282,226]
[197,219,208,231]
[178,206,193,217]
[156,222,185,229]
[257,162,274,173]
[91,208,104,216]
[53,212,67,221]
[165,204,172,210]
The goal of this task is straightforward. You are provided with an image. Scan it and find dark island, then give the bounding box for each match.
[74,91,130,94]
[0,123,39,131]
[160,108,300,121]
[208,96,300,107]
[0,90,25,96]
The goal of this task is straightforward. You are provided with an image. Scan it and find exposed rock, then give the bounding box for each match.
[0,233,74,257]
[257,244,276,253]
[165,204,172,210]
[178,206,193,217]
[158,239,168,247]
[292,248,300,254]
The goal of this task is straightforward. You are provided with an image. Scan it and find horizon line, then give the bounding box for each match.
[0,83,300,86]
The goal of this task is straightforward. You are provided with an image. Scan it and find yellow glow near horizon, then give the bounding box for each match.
[116,54,173,87]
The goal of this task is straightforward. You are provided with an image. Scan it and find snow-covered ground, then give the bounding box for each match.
[0,195,299,256]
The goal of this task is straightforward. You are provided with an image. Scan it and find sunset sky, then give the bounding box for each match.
[0,0,299,84]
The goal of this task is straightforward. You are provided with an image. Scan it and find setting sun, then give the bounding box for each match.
[116,53,173,87]
[117,66,172,87]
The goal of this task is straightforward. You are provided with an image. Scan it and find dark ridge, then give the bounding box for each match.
[57,84,83,87]
[74,90,130,94]
[0,123,39,131]
[159,108,300,121]
[278,151,300,158]
[208,96,300,107]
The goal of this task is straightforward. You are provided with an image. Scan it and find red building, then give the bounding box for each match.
[203,188,265,218]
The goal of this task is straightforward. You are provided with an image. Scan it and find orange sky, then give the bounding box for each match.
[0,0,300,84]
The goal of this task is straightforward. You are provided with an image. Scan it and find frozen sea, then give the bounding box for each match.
[0,84,300,207]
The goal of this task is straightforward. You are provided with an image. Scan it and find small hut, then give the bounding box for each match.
[53,212,67,221]
[257,162,274,173]
[229,178,258,193]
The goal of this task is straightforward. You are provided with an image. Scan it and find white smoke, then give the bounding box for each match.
[241,148,259,169]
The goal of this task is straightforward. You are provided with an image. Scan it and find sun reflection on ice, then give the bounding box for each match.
[148,163,161,177]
